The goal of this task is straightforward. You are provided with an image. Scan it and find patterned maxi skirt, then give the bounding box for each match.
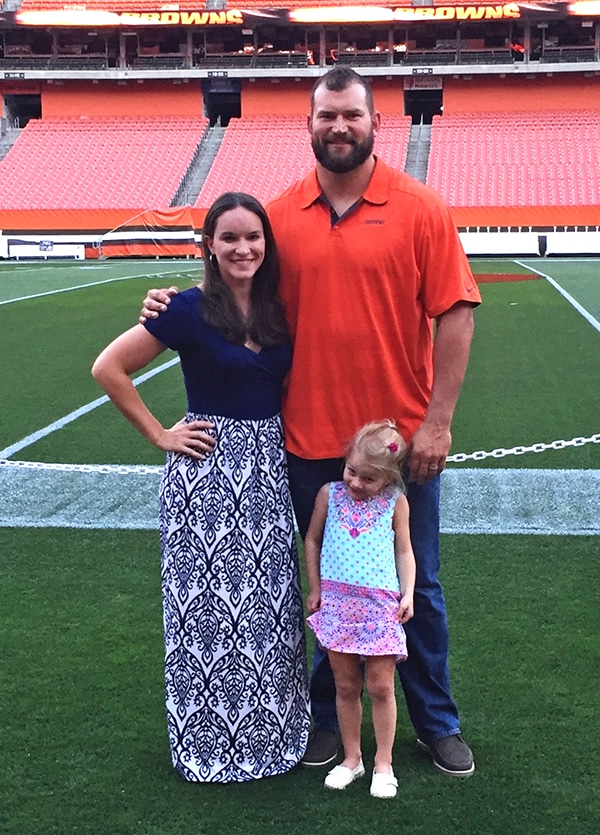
[159,413,310,782]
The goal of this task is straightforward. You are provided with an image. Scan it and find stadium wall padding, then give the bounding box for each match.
[241,80,311,117]
[241,76,406,117]
[0,207,208,258]
[1,206,598,237]
[443,74,600,114]
[40,80,204,118]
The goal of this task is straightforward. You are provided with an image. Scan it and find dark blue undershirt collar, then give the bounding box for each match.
[317,194,363,227]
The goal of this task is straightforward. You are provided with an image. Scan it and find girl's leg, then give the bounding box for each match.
[365,655,398,773]
[328,650,363,768]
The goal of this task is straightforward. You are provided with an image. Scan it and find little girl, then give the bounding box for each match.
[304,420,416,800]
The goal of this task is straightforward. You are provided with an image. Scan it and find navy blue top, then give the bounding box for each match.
[143,287,292,420]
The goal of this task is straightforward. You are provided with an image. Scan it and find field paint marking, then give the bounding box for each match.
[0,266,199,306]
[0,357,180,459]
[515,260,600,334]
[0,466,598,534]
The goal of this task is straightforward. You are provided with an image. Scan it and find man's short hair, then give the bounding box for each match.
[310,67,375,116]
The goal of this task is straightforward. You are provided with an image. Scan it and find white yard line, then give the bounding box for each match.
[0,266,198,306]
[0,357,180,459]
[515,260,600,334]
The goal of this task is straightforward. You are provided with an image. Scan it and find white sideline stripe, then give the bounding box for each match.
[0,266,198,306]
[0,467,598,535]
[515,260,600,334]
[0,357,180,459]
[0,275,136,305]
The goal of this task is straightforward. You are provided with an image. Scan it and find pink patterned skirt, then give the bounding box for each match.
[307,579,408,660]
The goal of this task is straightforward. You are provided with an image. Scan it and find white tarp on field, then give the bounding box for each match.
[0,463,598,535]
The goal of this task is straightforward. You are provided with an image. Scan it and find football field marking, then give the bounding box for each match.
[515,260,600,334]
[0,265,198,306]
[0,357,180,459]
[0,463,597,535]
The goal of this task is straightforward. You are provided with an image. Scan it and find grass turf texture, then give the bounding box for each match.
[2,258,597,468]
[1,527,599,835]
[453,272,600,470]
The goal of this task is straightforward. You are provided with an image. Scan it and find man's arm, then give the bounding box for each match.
[408,301,475,484]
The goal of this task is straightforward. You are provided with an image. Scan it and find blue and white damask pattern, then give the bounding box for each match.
[159,413,310,782]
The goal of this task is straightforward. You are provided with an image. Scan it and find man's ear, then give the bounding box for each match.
[372,110,382,137]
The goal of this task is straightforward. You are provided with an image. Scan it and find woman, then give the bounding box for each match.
[92,192,310,782]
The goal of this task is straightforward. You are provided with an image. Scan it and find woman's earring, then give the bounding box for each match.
[210,253,218,271]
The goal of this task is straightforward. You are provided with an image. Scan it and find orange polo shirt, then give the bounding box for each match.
[267,158,480,460]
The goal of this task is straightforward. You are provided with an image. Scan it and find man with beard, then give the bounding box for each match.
[141,66,480,777]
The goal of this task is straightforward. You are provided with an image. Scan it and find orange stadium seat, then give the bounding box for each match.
[195,113,411,207]
[0,116,208,210]
[426,110,600,208]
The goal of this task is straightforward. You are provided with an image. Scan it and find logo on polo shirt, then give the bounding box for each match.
[365,219,385,225]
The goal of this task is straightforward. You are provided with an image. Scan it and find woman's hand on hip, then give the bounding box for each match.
[154,418,215,458]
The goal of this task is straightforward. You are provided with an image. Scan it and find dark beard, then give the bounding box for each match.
[311,131,375,174]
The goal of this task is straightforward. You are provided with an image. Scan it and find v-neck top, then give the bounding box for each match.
[143,287,292,420]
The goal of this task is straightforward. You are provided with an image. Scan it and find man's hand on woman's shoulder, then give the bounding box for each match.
[139,286,180,324]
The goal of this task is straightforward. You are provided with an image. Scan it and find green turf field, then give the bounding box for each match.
[1,258,599,834]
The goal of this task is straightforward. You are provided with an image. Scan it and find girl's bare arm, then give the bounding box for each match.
[393,493,416,623]
[304,484,329,614]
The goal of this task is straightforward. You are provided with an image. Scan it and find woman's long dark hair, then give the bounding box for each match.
[201,192,289,347]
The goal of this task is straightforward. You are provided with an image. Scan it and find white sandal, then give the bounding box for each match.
[370,769,398,799]
[324,759,365,790]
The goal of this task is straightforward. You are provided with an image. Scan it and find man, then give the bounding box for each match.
[142,66,481,777]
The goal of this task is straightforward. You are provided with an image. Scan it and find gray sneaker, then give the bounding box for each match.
[417,734,475,777]
[300,730,341,767]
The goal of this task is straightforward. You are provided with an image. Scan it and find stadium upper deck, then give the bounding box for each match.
[1,2,598,76]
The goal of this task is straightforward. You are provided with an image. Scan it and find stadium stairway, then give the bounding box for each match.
[0,127,21,165]
[404,123,432,183]
[171,122,227,207]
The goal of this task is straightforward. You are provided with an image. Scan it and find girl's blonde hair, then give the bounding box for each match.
[346,420,407,487]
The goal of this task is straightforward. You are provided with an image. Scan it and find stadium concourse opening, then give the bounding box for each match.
[404,87,443,124]
[4,94,41,128]
[204,78,241,126]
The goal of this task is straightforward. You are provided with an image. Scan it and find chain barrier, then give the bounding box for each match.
[0,459,162,474]
[446,433,600,463]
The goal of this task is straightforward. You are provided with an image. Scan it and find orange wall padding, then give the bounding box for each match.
[370,78,406,114]
[241,76,405,117]
[41,80,204,118]
[242,80,311,117]
[450,206,600,228]
[1,206,598,234]
[0,208,207,232]
[443,74,600,114]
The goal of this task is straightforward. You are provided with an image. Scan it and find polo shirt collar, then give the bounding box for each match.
[361,157,389,206]
[300,156,389,209]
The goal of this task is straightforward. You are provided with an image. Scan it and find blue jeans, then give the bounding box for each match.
[287,453,461,742]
